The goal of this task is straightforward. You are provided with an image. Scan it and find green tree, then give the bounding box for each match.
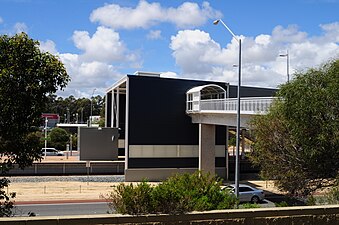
[249,59,339,196]
[49,128,69,150]
[0,32,69,168]
[0,33,69,216]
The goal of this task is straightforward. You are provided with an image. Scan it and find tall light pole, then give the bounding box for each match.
[279,50,289,83]
[214,19,241,198]
[44,117,48,158]
[90,88,96,127]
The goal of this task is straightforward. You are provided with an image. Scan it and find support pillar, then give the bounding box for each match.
[225,126,229,181]
[241,129,246,159]
[199,124,215,176]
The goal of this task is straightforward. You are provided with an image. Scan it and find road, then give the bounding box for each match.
[14,202,112,217]
[14,199,275,217]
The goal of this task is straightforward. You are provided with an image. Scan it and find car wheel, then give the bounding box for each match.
[251,196,260,204]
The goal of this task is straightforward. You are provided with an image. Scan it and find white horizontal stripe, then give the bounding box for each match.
[129,145,226,158]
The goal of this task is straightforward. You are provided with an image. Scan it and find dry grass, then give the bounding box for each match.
[9,181,113,202]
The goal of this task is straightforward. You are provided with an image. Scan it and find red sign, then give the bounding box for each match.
[41,114,59,120]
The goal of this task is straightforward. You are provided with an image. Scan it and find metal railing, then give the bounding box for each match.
[187,97,275,114]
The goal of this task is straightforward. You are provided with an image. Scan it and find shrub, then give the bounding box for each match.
[107,180,153,215]
[151,172,237,214]
[275,201,289,207]
[306,195,316,206]
[239,203,261,209]
[107,172,238,215]
[326,185,339,204]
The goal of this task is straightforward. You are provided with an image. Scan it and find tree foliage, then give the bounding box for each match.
[0,33,69,216]
[0,32,69,171]
[249,59,339,196]
[49,128,69,150]
[0,178,15,217]
[45,95,104,124]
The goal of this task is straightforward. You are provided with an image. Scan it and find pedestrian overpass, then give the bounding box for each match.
[185,84,276,176]
[186,84,275,127]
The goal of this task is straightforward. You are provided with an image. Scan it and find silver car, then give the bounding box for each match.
[225,184,265,203]
[41,148,65,156]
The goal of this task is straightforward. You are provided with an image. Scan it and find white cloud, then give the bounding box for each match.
[57,52,124,98]
[169,22,339,88]
[39,40,58,54]
[170,29,222,76]
[51,26,141,97]
[90,0,221,29]
[160,71,178,78]
[0,17,3,24]
[72,26,137,63]
[147,30,162,40]
[14,22,28,33]
[319,22,339,42]
[272,25,308,43]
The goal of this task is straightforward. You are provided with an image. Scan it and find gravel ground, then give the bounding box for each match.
[8,175,125,183]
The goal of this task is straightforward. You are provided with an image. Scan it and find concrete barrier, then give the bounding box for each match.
[1,205,338,224]
[7,161,124,176]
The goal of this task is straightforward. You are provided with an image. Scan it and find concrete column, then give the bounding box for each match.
[199,124,215,176]
[116,88,120,128]
[225,126,229,181]
[241,129,246,159]
[111,90,115,127]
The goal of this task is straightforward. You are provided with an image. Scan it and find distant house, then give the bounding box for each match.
[105,72,276,181]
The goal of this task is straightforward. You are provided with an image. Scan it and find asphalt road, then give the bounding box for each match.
[14,199,275,217]
[14,202,112,217]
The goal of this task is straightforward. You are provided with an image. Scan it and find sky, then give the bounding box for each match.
[0,0,338,98]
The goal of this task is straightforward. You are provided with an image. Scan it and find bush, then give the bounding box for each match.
[239,203,261,209]
[275,201,289,207]
[107,172,238,215]
[306,195,316,206]
[151,172,237,214]
[326,185,339,204]
[107,181,153,215]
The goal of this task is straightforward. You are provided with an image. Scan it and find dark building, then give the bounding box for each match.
[105,72,276,181]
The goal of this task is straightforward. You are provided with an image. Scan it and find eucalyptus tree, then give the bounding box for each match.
[249,59,339,196]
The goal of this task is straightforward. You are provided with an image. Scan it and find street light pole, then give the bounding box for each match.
[279,50,289,83]
[214,19,241,198]
[90,88,96,127]
[44,117,48,158]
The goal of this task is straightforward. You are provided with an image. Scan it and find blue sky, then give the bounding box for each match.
[1,0,338,97]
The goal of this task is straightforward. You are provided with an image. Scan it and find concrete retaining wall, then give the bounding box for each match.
[1,205,338,225]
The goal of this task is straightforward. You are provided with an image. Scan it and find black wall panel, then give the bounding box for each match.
[229,85,277,98]
[127,75,228,145]
[106,92,112,127]
[118,94,126,139]
[128,157,226,168]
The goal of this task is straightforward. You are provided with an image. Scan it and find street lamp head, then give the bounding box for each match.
[279,54,288,57]
[213,19,220,25]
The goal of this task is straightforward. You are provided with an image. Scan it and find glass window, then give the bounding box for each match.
[239,187,253,192]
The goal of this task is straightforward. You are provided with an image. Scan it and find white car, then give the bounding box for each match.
[224,184,265,203]
[41,148,65,156]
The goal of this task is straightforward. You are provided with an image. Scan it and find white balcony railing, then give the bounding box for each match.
[187,97,275,115]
